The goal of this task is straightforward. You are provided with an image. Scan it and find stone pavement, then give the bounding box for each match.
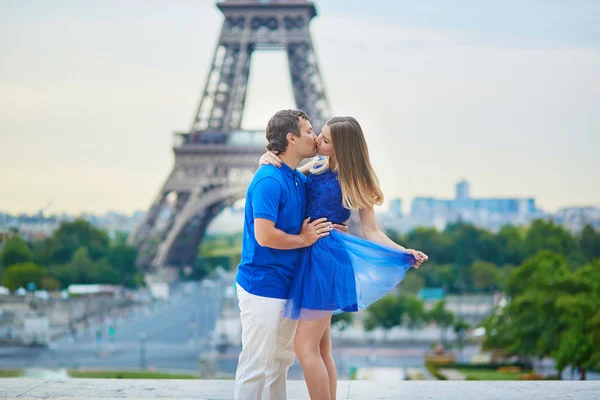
[1,379,600,399]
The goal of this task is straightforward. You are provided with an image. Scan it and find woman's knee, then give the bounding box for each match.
[294,336,319,360]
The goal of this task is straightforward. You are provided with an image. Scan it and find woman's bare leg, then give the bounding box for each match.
[294,314,333,400]
[320,324,337,400]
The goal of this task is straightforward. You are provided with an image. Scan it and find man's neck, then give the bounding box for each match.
[278,152,303,170]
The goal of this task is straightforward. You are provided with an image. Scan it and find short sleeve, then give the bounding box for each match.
[251,177,282,223]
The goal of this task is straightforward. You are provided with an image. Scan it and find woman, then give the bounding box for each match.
[260,116,428,400]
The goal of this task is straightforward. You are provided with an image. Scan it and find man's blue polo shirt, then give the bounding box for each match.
[236,163,307,299]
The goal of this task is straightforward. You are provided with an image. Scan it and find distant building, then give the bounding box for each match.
[554,206,600,233]
[0,211,145,239]
[379,180,546,233]
[455,180,470,200]
[388,199,403,217]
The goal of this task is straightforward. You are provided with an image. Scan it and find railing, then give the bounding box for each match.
[173,130,266,148]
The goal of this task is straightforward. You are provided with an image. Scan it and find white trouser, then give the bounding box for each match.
[234,285,298,400]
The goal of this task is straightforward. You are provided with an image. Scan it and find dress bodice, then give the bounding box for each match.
[305,167,352,224]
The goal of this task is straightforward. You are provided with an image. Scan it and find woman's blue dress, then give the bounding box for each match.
[284,167,416,320]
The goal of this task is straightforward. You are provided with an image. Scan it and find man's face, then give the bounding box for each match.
[293,118,317,158]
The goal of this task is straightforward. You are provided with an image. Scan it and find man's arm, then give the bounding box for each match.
[255,217,332,249]
[251,176,332,249]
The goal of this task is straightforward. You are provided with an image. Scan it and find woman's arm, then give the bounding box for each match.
[359,207,407,250]
[359,207,428,266]
[298,158,319,176]
[258,152,319,177]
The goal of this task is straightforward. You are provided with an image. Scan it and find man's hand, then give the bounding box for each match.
[259,151,282,167]
[333,221,348,233]
[407,249,428,268]
[299,217,333,246]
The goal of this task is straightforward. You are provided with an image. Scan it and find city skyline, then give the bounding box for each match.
[1,0,598,215]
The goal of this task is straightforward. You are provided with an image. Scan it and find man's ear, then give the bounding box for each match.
[286,132,295,145]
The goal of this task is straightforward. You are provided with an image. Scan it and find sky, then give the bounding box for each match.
[1,0,599,215]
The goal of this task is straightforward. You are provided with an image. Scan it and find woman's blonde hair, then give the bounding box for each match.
[314,116,384,210]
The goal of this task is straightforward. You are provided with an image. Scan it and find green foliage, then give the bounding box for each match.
[107,244,138,287]
[402,294,428,330]
[41,276,61,291]
[495,225,526,265]
[470,260,499,292]
[429,300,455,329]
[331,312,353,331]
[523,220,580,262]
[483,252,600,379]
[579,225,600,262]
[0,236,33,268]
[404,227,453,264]
[428,300,455,345]
[388,219,594,294]
[551,260,600,378]
[193,232,242,278]
[402,272,425,294]
[0,221,142,289]
[443,223,500,267]
[364,293,428,333]
[364,293,404,331]
[2,262,45,291]
[43,219,110,264]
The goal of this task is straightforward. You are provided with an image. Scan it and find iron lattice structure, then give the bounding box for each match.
[129,0,332,273]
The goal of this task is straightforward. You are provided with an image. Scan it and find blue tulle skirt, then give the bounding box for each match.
[284,230,416,320]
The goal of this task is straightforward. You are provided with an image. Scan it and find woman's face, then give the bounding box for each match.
[316,124,335,157]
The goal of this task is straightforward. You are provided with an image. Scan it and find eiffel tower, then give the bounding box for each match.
[129,0,332,276]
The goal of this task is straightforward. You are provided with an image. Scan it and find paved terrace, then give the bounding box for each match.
[1,379,599,399]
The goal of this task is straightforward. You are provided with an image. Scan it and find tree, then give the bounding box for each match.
[444,223,500,267]
[551,261,600,379]
[506,251,570,363]
[47,220,110,264]
[48,247,121,287]
[428,300,455,346]
[364,293,404,334]
[483,251,600,378]
[579,225,600,262]
[523,219,580,262]
[470,260,498,292]
[421,264,459,292]
[453,318,470,362]
[402,273,424,295]
[496,225,526,265]
[401,295,428,332]
[331,313,353,331]
[41,276,61,291]
[2,262,45,291]
[69,247,95,283]
[404,227,453,264]
[107,244,138,287]
[0,236,33,268]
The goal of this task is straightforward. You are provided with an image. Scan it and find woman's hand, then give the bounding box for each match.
[407,249,428,268]
[259,151,282,167]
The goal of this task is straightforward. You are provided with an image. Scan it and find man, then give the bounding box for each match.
[234,110,334,400]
